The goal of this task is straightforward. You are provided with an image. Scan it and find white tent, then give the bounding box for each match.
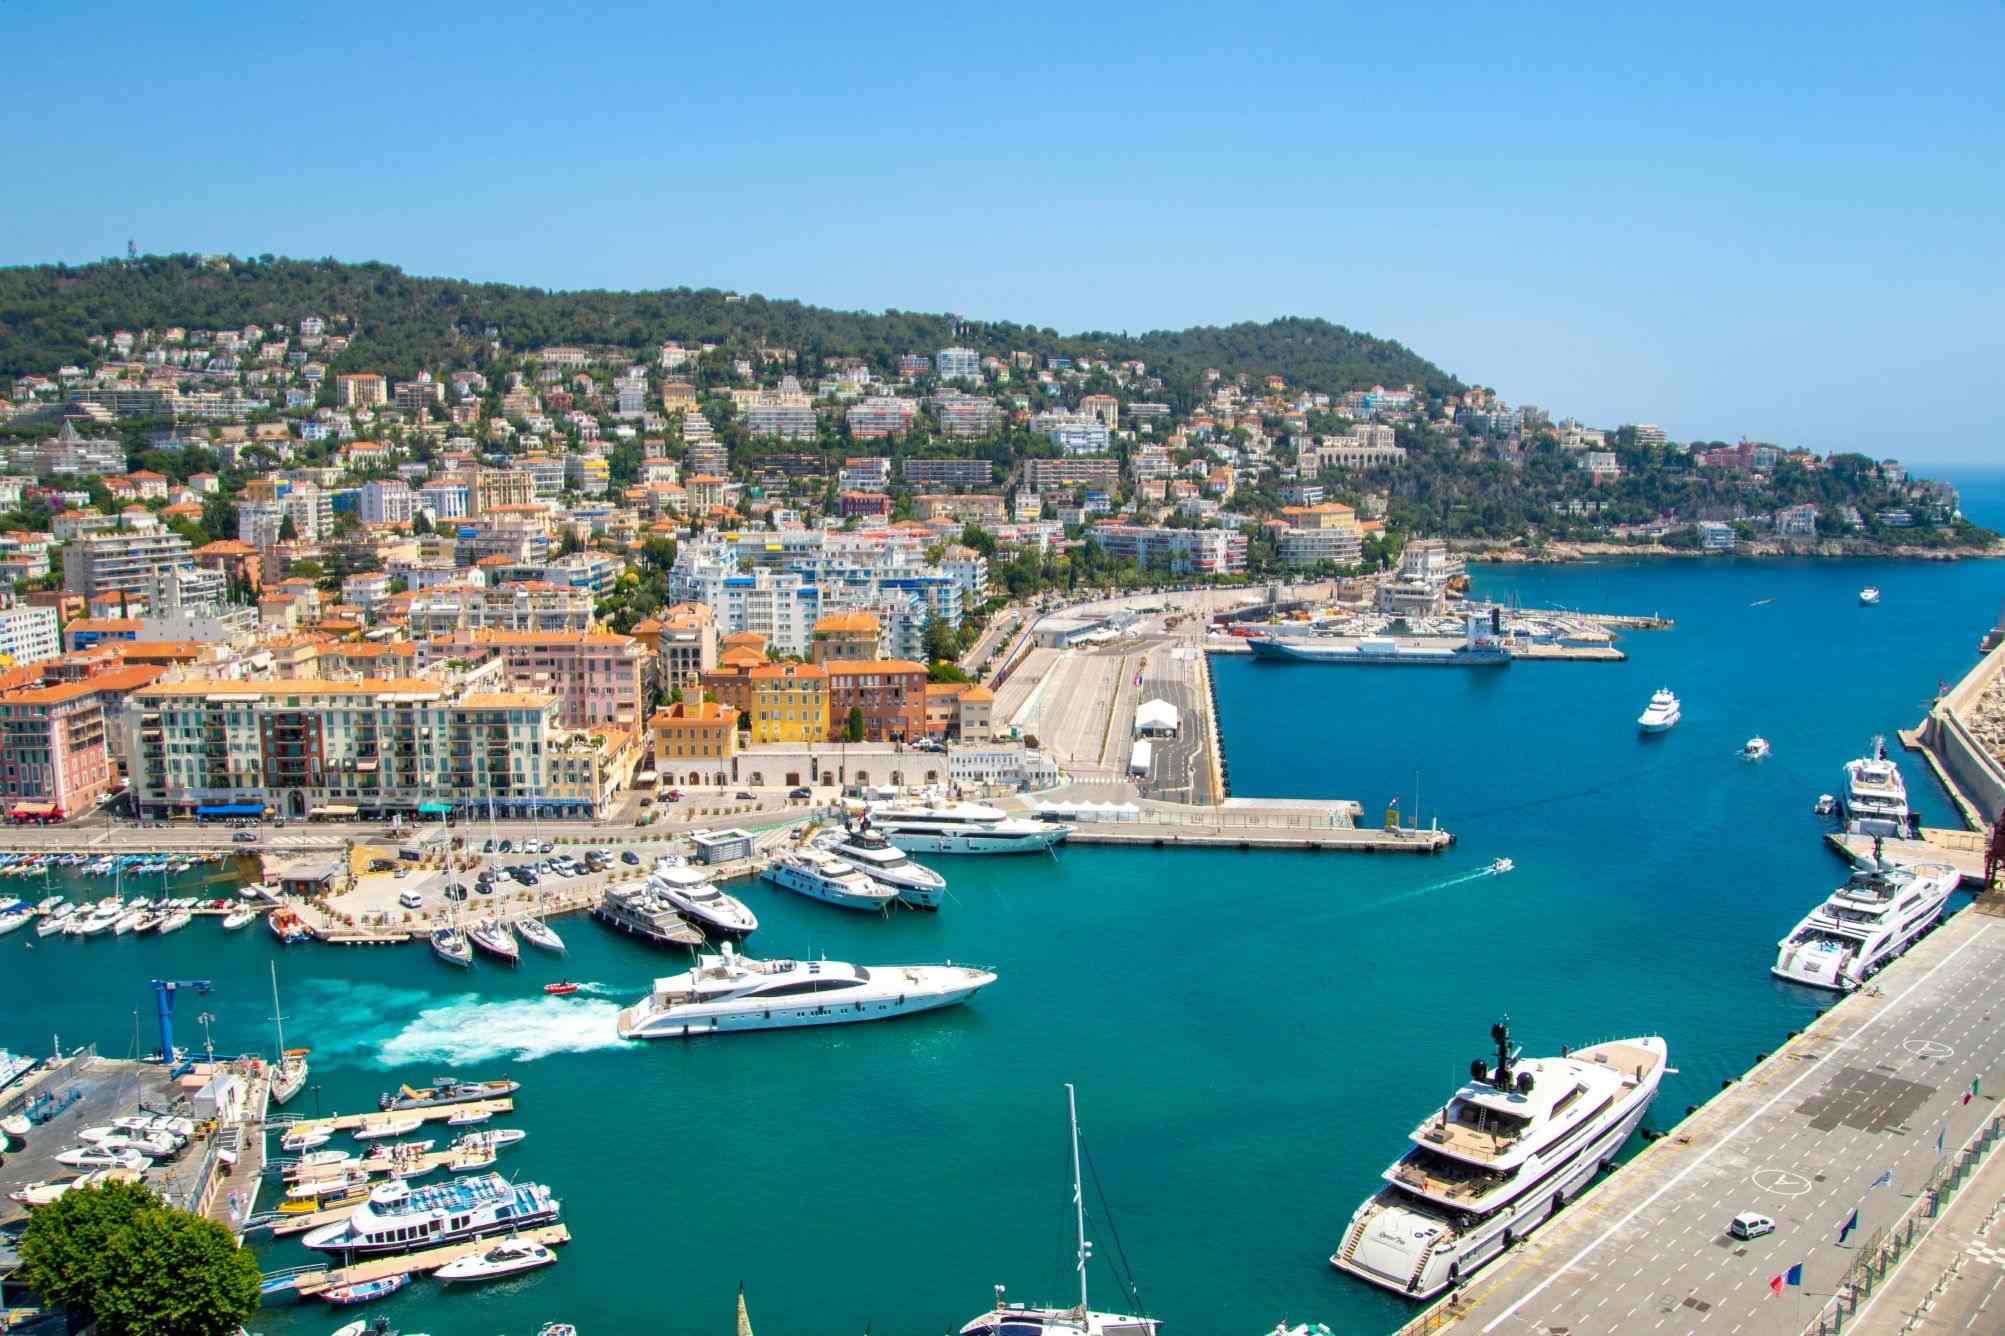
[1134,699,1181,735]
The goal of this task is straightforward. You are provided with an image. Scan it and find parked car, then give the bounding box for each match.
[232,831,258,843]
[620,851,640,865]
[497,839,513,852]
[393,867,409,880]
[735,791,755,800]
[1729,1213,1774,1240]
[482,839,495,852]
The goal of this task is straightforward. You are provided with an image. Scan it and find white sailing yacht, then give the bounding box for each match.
[268,962,309,1105]
[958,1086,1160,1336]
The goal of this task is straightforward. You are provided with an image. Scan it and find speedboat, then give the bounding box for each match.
[300,1172,561,1254]
[617,942,997,1040]
[762,851,900,912]
[867,799,1071,854]
[352,1115,424,1142]
[321,1273,409,1306]
[1772,853,1961,991]
[0,907,32,936]
[379,1077,519,1111]
[1860,586,1881,605]
[1486,858,1514,875]
[154,906,193,935]
[361,1139,436,1166]
[517,917,565,953]
[468,919,520,964]
[814,822,947,908]
[650,860,758,935]
[958,1086,1160,1336]
[287,1169,371,1201]
[543,981,580,996]
[1840,736,1911,838]
[539,1326,578,1336]
[435,1239,558,1284]
[431,927,473,967]
[1814,793,1837,816]
[445,1107,493,1127]
[1637,688,1680,733]
[55,1145,150,1170]
[286,1150,354,1174]
[1743,736,1771,760]
[283,1128,334,1152]
[221,907,257,930]
[1332,1021,1666,1300]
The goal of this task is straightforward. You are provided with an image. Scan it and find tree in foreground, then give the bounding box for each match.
[18,1180,261,1336]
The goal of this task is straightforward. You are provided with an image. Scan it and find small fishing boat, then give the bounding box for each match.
[543,981,580,996]
[444,1107,492,1127]
[282,1128,334,1152]
[1814,793,1838,816]
[0,907,35,936]
[538,1326,578,1336]
[1486,858,1514,875]
[435,1239,558,1284]
[1743,736,1771,760]
[321,1273,409,1306]
[449,1128,524,1154]
[1860,586,1882,606]
[268,909,313,944]
[1,1112,31,1138]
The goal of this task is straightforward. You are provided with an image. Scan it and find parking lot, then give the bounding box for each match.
[329,836,705,932]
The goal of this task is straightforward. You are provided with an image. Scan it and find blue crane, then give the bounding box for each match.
[149,979,212,1069]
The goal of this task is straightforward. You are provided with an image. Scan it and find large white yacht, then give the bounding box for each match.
[1772,851,1960,991]
[1636,689,1681,733]
[762,850,900,911]
[867,800,1071,854]
[649,860,759,936]
[616,942,996,1040]
[1839,737,1911,838]
[300,1172,560,1254]
[813,821,947,909]
[1331,1020,1668,1300]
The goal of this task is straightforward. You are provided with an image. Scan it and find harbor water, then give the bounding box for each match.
[3,476,2003,1336]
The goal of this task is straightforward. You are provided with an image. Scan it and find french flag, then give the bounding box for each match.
[1770,1263,1803,1295]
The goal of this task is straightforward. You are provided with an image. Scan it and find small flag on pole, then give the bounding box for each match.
[1769,1263,1803,1295]
[1966,1077,1981,1106]
[1839,1208,1859,1243]
[1938,1122,1947,1154]
[1871,1169,1892,1189]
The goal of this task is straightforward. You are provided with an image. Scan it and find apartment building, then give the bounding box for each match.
[901,457,993,488]
[62,531,214,600]
[0,605,61,666]
[123,678,573,820]
[649,699,737,786]
[406,582,595,636]
[1031,411,1110,454]
[824,659,926,742]
[419,479,470,518]
[472,469,536,513]
[1276,502,1364,568]
[1024,458,1119,489]
[334,373,388,407]
[931,391,998,437]
[810,610,882,663]
[935,346,981,380]
[846,397,919,439]
[414,629,645,729]
[630,602,716,698]
[923,681,995,742]
[1085,524,1247,575]
[748,662,829,744]
[359,478,417,524]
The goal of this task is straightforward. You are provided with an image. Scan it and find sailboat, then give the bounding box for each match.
[958,1086,1161,1335]
[268,962,309,1105]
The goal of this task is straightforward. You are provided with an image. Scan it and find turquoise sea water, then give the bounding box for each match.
[3,474,2002,1336]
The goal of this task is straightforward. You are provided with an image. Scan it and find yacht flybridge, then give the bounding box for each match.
[1637,689,1681,734]
[1331,1020,1667,1300]
[866,800,1071,855]
[1772,849,1959,991]
[616,942,996,1039]
[1839,736,1912,838]
[648,859,759,936]
[814,820,948,908]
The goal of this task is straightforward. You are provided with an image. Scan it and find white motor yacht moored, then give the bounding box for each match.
[814,821,947,908]
[865,800,1071,855]
[762,851,900,912]
[1772,849,1960,991]
[1839,736,1911,838]
[648,860,759,936]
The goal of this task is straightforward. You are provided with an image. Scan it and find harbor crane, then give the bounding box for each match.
[149,978,212,1072]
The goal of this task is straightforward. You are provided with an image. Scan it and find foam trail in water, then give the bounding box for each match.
[570,981,646,998]
[1350,868,1498,917]
[375,996,627,1068]
[287,978,437,1066]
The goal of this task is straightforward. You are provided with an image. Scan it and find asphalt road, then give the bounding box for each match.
[1444,913,2005,1335]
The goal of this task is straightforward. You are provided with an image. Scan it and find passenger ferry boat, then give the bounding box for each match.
[1839,737,1912,838]
[1772,851,1960,991]
[616,942,995,1039]
[299,1172,560,1255]
[866,801,1071,855]
[814,822,947,908]
[648,860,759,937]
[1636,689,1681,733]
[762,851,900,911]
[1331,1020,1668,1300]
[592,885,705,948]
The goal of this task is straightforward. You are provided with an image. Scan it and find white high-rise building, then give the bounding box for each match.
[0,604,60,665]
[359,479,417,525]
[935,346,981,381]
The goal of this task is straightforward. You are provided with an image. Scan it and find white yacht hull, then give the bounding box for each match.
[1772,876,1957,992]
[762,863,896,911]
[1333,1042,1665,1300]
[618,967,995,1040]
[1637,712,1679,734]
[878,826,1068,855]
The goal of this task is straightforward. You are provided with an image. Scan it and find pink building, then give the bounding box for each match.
[416,629,646,729]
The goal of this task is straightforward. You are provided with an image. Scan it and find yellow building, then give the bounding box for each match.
[650,699,739,784]
[748,662,828,744]
[810,611,880,663]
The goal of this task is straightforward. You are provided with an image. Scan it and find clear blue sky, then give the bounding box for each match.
[5,1,2001,463]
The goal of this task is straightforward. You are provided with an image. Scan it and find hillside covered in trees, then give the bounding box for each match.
[0,255,1461,409]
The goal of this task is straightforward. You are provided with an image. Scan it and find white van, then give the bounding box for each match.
[1729,1212,1774,1240]
[398,890,424,910]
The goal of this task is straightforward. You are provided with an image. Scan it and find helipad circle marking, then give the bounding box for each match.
[1903,1039,1954,1060]
[1752,1169,1813,1197]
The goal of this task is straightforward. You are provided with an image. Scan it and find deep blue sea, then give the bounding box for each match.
[3,472,2001,1336]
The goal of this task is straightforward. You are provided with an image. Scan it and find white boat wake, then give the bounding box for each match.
[1350,865,1508,917]
[376,996,627,1067]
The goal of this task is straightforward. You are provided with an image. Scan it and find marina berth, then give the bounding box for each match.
[592,883,705,948]
[1637,688,1681,733]
[648,859,759,936]
[1772,851,1960,991]
[866,799,1071,855]
[762,850,901,911]
[1839,735,1913,837]
[1331,1020,1667,1300]
[813,821,948,909]
[299,1171,562,1255]
[616,942,997,1040]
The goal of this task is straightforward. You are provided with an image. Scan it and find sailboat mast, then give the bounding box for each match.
[269,961,287,1053]
[1068,1082,1089,1314]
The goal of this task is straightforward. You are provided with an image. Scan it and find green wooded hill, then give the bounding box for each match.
[0,255,1462,407]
